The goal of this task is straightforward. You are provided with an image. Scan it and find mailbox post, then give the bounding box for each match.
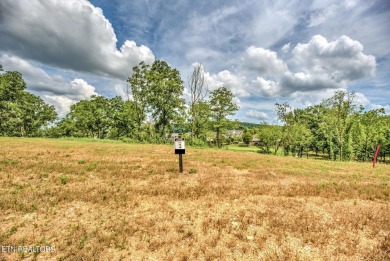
[174,137,185,173]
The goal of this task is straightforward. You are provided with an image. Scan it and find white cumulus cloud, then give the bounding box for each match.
[205,70,249,97]
[292,35,376,82]
[252,77,280,96]
[0,0,155,79]
[245,110,269,121]
[281,43,291,53]
[247,35,376,96]
[68,79,98,101]
[42,95,76,118]
[245,46,288,76]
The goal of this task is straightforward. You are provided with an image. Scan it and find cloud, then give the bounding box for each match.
[232,97,241,107]
[156,0,309,75]
[307,4,338,28]
[45,80,99,117]
[0,0,155,79]
[114,83,129,101]
[41,79,98,117]
[371,104,390,114]
[354,92,371,106]
[201,35,376,99]
[245,110,269,121]
[68,79,97,101]
[1,0,387,122]
[281,43,291,53]
[244,46,288,77]
[279,72,341,94]
[247,35,376,96]
[205,70,249,97]
[293,35,376,82]
[0,54,97,117]
[252,77,280,96]
[41,95,76,118]
[303,0,390,58]
[289,88,346,107]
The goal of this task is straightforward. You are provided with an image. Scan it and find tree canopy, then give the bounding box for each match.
[209,87,239,147]
[0,66,57,136]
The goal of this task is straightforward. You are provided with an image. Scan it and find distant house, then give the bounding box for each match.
[251,137,261,146]
[227,130,243,138]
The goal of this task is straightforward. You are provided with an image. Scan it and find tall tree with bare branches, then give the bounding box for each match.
[188,63,208,141]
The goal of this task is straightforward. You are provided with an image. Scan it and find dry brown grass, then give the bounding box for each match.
[0,137,389,260]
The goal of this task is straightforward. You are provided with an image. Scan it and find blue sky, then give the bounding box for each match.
[0,0,389,122]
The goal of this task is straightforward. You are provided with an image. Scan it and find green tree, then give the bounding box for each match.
[147,60,185,140]
[67,95,111,138]
[127,61,149,140]
[321,91,356,161]
[52,117,77,137]
[68,99,94,137]
[275,103,314,157]
[303,105,328,156]
[192,101,211,141]
[19,92,57,136]
[275,102,294,155]
[354,108,386,161]
[242,128,253,146]
[382,116,390,163]
[0,66,57,136]
[209,87,239,147]
[289,122,313,158]
[257,124,283,154]
[109,97,137,139]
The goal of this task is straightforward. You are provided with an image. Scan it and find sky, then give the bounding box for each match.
[0,0,389,122]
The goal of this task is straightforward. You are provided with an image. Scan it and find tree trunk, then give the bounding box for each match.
[216,127,220,148]
[191,106,195,143]
[137,125,141,140]
[274,144,280,155]
[364,138,368,162]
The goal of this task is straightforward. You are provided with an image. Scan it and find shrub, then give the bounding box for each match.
[190,138,208,147]
[60,175,68,185]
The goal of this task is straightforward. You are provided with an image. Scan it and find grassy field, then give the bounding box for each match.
[225,144,260,153]
[0,137,389,260]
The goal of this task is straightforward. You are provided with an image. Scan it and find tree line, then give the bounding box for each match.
[253,91,390,162]
[1,62,389,162]
[0,62,238,147]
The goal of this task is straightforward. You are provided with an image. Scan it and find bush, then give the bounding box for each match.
[190,138,208,147]
[242,132,253,146]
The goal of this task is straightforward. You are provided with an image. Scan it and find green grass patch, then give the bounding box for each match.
[226,145,259,152]
[0,158,19,165]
